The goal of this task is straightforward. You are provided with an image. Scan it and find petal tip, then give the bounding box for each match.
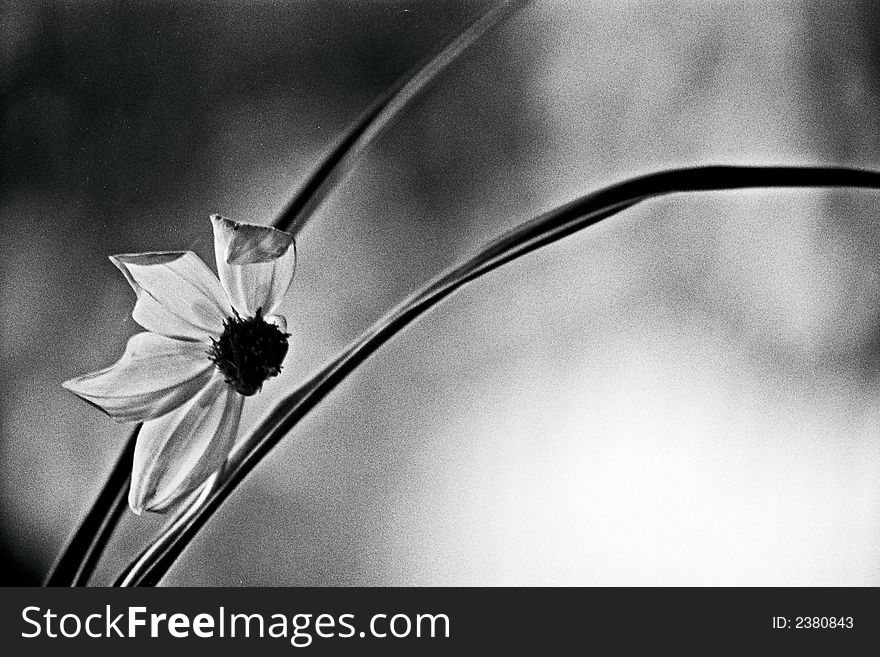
[128,481,148,515]
[61,375,91,398]
[107,254,127,276]
[108,253,132,267]
[129,480,194,516]
[210,214,294,265]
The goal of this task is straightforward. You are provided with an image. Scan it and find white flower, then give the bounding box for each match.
[63,215,297,514]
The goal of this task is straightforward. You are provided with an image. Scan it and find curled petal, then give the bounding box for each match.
[111,251,233,341]
[128,372,244,514]
[264,312,287,333]
[62,333,214,422]
[211,215,296,316]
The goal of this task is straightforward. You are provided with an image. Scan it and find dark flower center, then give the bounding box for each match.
[207,308,289,396]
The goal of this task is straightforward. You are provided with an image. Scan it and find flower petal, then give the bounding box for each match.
[264,312,287,333]
[211,215,296,316]
[62,332,214,422]
[128,371,244,514]
[111,251,233,341]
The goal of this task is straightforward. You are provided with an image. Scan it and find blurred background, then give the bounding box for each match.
[2,0,880,586]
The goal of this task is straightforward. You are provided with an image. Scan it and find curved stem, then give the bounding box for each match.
[43,426,138,586]
[46,0,528,588]
[275,0,530,235]
[116,165,880,586]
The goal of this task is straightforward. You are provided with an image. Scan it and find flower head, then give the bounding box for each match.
[63,215,297,514]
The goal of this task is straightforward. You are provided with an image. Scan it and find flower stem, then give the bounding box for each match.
[115,164,880,586]
[43,426,138,586]
[274,0,530,235]
[45,0,529,587]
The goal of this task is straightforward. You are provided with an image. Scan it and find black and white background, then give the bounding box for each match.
[2,0,880,587]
